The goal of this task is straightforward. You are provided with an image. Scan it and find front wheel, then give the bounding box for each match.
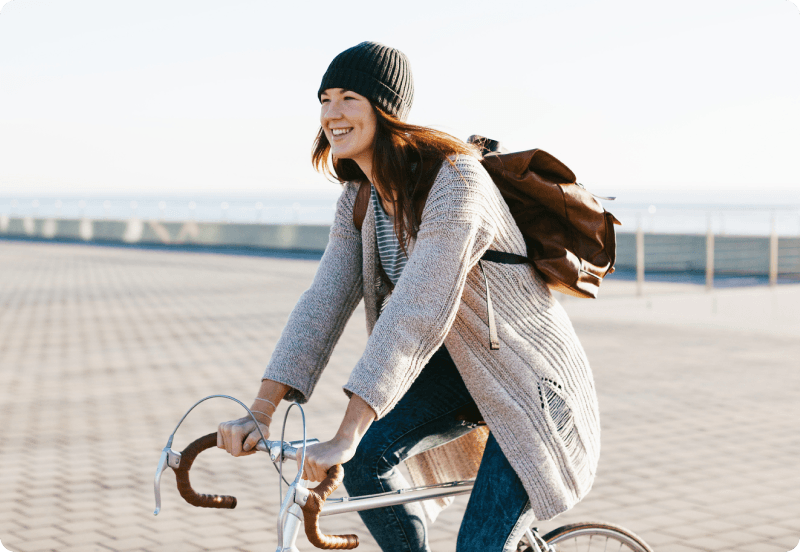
[521,521,654,552]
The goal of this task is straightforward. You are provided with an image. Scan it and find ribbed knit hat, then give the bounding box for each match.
[318,41,414,121]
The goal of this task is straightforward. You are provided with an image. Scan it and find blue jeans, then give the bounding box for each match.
[342,346,535,552]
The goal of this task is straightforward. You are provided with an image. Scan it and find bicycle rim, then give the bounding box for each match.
[542,522,654,552]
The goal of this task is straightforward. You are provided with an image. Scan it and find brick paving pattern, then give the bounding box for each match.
[0,240,798,552]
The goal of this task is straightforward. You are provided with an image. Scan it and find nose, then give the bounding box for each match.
[321,99,343,124]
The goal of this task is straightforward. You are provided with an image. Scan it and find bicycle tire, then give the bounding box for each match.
[519,521,654,552]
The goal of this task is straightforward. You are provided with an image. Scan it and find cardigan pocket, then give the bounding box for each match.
[538,378,592,489]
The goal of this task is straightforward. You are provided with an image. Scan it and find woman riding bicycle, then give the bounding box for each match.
[217,41,601,552]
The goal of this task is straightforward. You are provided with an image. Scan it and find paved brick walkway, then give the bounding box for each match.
[1,240,798,552]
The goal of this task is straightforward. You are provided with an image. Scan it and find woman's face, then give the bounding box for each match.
[320,88,377,166]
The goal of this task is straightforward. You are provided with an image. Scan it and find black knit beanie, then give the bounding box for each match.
[318,41,414,121]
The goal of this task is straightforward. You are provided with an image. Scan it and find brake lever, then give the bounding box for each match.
[153,445,182,515]
[153,448,168,515]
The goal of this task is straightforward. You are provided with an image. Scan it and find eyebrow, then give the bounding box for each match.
[321,88,354,97]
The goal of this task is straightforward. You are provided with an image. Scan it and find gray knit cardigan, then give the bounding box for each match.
[263,155,601,520]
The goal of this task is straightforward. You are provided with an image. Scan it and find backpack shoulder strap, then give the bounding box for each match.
[352,181,370,232]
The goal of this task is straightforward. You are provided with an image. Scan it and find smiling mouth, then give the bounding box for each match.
[331,128,352,137]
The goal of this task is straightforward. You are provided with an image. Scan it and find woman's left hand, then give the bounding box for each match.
[298,435,358,482]
[300,394,376,482]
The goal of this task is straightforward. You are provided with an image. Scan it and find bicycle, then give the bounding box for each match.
[153,395,654,552]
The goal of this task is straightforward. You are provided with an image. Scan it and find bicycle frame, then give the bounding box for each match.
[272,473,551,552]
[319,480,474,516]
[153,395,552,552]
[254,441,549,552]
[276,470,554,552]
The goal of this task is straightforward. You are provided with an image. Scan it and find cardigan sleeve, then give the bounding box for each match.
[262,182,364,403]
[343,156,499,418]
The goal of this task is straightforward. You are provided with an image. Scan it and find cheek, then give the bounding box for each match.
[354,129,373,152]
[364,118,378,145]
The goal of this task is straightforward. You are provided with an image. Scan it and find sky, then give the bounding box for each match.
[0,0,798,201]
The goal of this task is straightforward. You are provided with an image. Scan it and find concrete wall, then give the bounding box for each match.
[0,216,329,252]
[1,216,799,276]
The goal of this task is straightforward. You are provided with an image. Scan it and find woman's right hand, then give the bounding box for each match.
[217,380,288,456]
[217,415,270,457]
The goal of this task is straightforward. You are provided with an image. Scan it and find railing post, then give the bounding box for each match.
[636,215,645,296]
[769,213,778,287]
[706,213,714,292]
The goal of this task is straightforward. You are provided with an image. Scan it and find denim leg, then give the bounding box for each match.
[343,346,478,552]
[456,432,535,552]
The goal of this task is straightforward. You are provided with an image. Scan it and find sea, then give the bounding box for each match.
[2,190,799,236]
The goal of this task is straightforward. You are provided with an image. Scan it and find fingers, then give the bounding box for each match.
[300,446,332,483]
[225,424,242,456]
[242,425,268,454]
[217,422,230,451]
[305,461,333,483]
[216,418,261,457]
[298,449,314,481]
[302,457,319,482]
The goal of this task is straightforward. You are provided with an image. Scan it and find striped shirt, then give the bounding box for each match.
[371,185,408,285]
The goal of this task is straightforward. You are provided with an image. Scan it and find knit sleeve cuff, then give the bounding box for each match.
[341,376,399,420]
[262,364,316,404]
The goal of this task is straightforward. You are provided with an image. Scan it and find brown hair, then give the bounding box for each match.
[312,106,477,252]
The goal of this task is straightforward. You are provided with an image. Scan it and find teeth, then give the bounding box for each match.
[332,128,352,136]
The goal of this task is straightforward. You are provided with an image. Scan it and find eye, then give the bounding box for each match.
[321,98,330,104]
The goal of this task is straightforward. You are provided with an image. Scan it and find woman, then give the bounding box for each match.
[217,41,601,552]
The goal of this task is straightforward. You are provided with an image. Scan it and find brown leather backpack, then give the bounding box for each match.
[352,140,620,349]
[477,144,621,299]
[353,143,620,297]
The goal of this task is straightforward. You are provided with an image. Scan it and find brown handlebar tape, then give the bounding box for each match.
[301,464,359,549]
[174,432,237,509]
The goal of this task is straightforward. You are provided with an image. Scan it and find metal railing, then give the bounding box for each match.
[617,206,800,293]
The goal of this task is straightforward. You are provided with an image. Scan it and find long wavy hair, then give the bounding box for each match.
[312,106,477,253]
